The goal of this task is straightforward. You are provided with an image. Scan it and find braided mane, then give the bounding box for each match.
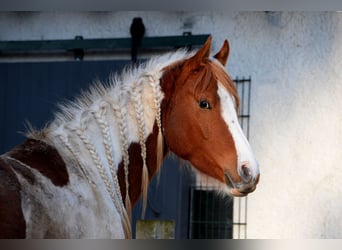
[26,49,192,238]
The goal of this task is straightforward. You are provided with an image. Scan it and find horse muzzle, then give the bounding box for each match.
[225,163,260,197]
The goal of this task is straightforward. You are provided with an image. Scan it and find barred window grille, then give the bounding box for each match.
[188,77,252,239]
[188,187,233,239]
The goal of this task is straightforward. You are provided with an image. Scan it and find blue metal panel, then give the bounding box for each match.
[132,156,192,239]
[0,61,127,153]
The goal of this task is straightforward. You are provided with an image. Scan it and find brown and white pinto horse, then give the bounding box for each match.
[0,36,259,238]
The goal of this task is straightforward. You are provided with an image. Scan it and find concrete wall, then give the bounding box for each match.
[1,11,341,238]
[231,12,342,239]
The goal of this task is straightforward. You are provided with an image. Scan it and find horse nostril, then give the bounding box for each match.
[240,162,252,183]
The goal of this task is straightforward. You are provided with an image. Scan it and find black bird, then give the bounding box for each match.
[130,17,145,64]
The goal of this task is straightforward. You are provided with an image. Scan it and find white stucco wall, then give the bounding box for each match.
[1,11,341,239]
[231,12,342,239]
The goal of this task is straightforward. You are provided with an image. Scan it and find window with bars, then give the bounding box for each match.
[188,188,233,239]
[188,77,252,239]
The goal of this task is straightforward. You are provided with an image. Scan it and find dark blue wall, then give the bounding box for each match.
[0,61,128,153]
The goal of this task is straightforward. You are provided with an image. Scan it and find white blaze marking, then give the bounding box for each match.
[217,83,259,180]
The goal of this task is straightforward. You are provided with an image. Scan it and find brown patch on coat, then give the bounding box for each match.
[0,157,26,238]
[117,123,161,207]
[6,139,69,187]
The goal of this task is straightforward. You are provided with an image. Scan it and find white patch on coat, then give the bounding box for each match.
[7,155,125,238]
[217,83,260,180]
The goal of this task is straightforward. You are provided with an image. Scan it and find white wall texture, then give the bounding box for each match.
[1,11,342,239]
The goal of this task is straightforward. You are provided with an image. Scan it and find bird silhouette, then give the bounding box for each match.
[130,17,145,64]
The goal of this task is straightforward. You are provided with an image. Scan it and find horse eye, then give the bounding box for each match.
[199,100,211,109]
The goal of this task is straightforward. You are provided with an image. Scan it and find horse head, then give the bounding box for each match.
[161,36,260,197]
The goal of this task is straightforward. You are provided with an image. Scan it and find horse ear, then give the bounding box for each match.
[214,40,230,66]
[191,36,212,64]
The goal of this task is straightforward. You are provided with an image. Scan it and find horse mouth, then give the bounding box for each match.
[224,172,258,197]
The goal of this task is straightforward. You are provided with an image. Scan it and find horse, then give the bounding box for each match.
[0,36,260,238]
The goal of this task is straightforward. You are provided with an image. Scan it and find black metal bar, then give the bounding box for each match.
[0,34,211,54]
[188,187,194,238]
[247,76,252,139]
